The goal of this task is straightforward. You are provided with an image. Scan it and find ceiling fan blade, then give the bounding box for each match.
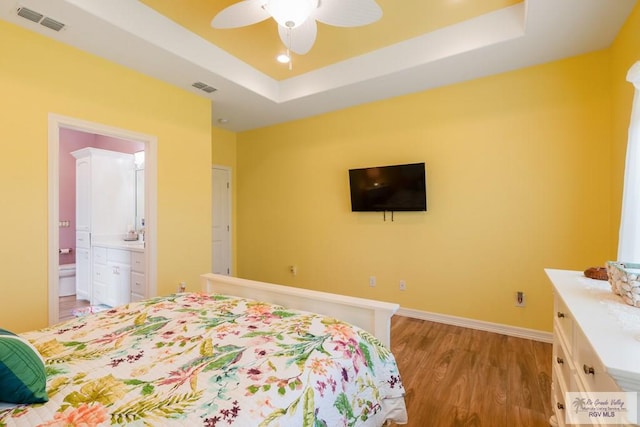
[211,0,270,29]
[314,0,382,27]
[278,19,317,55]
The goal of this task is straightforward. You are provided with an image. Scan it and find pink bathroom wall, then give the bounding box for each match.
[93,135,144,154]
[58,128,144,266]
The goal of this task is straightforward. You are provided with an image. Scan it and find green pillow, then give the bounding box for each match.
[0,328,48,404]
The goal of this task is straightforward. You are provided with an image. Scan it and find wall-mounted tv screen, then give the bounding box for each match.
[348,163,427,212]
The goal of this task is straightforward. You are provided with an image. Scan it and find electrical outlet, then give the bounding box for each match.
[515,291,525,307]
[369,276,376,287]
[399,280,406,291]
[289,265,297,276]
[178,282,186,292]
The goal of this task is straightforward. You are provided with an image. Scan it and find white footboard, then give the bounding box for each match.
[200,273,399,348]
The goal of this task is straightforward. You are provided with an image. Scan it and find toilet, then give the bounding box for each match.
[59,263,76,297]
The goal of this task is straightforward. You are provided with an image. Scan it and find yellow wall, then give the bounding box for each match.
[212,126,237,167]
[0,21,212,333]
[212,126,238,273]
[234,51,613,332]
[610,4,640,256]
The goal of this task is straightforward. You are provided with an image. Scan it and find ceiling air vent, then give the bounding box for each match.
[17,7,42,23]
[41,17,65,32]
[16,6,65,32]
[192,82,217,94]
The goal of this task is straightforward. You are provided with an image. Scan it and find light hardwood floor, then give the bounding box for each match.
[58,295,90,323]
[390,316,552,427]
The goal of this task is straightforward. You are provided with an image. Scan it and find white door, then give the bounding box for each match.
[212,166,231,275]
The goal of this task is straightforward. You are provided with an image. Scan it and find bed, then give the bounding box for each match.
[0,274,407,426]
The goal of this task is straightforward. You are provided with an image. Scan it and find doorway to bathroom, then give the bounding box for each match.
[48,114,157,325]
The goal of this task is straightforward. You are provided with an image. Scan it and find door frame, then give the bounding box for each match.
[212,165,232,275]
[48,114,158,325]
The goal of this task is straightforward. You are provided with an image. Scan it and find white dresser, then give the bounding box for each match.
[546,269,640,426]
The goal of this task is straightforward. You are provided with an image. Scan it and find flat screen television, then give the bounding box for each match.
[348,162,427,212]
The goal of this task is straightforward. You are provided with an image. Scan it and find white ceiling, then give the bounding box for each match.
[1,0,636,132]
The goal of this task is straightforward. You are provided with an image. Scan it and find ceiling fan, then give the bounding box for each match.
[211,0,383,57]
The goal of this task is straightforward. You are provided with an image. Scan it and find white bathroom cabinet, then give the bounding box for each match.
[130,250,146,302]
[75,247,91,301]
[72,148,135,303]
[92,246,132,308]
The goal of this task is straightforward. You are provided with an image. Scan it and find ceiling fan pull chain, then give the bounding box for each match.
[287,28,293,71]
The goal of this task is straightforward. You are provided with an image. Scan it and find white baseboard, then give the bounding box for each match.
[397,307,553,343]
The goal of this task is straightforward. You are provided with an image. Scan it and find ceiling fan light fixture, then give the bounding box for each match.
[276,53,291,63]
[211,0,381,56]
[264,0,316,28]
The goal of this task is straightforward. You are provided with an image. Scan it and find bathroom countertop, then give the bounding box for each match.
[92,240,145,252]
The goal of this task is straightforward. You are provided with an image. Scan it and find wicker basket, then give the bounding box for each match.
[605,261,640,308]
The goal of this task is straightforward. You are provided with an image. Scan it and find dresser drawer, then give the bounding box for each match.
[553,334,573,392]
[93,246,107,264]
[554,296,573,351]
[76,231,91,249]
[131,271,145,297]
[574,326,620,392]
[552,374,568,426]
[131,251,145,272]
[107,248,130,265]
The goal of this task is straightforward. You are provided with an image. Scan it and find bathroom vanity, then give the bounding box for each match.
[92,241,146,307]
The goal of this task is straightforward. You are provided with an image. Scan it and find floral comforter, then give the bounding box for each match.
[1,293,407,426]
